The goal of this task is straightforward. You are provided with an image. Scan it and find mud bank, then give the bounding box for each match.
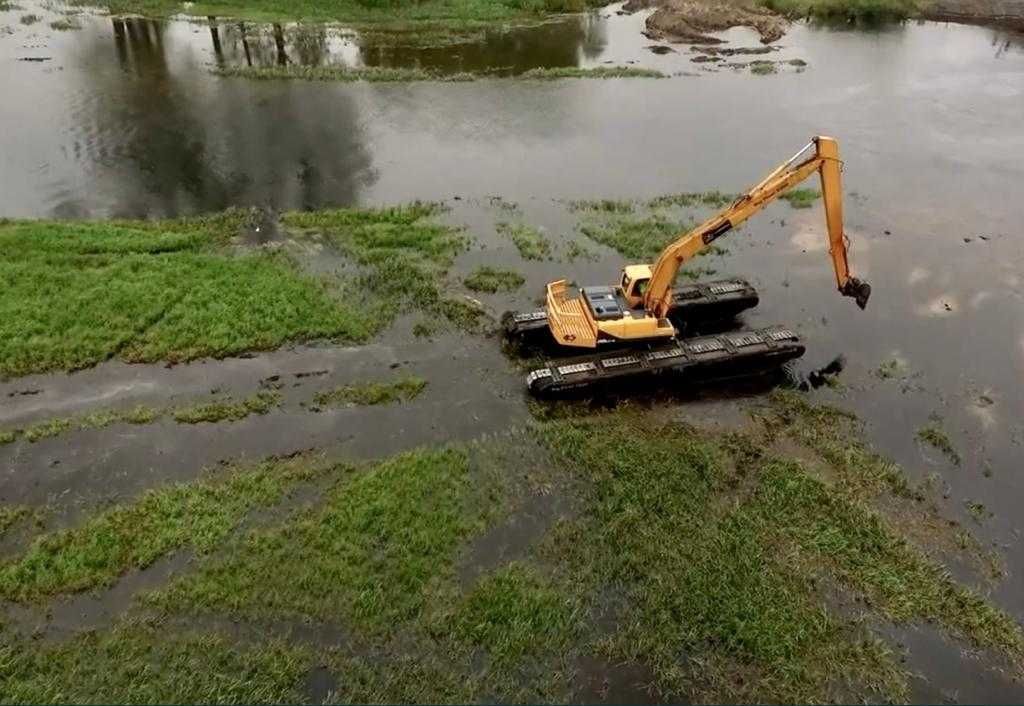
[623,0,788,43]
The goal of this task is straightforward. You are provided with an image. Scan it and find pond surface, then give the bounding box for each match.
[1,2,1024,700]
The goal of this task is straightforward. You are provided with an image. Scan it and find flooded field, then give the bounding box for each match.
[1,0,1024,701]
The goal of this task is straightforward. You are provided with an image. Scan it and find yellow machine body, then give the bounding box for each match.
[544,136,871,349]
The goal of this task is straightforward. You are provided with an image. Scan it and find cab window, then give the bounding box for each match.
[621,272,630,290]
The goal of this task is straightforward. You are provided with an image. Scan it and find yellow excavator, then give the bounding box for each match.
[505,136,871,395]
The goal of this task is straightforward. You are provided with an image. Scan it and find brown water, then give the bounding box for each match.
[2,1,1024,700]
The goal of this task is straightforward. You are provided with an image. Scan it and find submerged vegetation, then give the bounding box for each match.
[0,394,1018,701]
[313,375,428,407]
[780,187,822,208]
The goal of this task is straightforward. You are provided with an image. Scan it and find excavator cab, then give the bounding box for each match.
[620,264,653,309]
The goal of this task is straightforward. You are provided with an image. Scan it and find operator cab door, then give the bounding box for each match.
[621,272,650,310]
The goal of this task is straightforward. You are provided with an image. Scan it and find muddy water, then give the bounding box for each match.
[2,1,1024,700]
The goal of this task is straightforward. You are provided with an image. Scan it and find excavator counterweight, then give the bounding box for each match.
[504,136,872,395]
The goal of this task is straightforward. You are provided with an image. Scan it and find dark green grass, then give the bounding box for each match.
[215,65,663,82]
[455,562,576,664]
[0,457,328,601]
[463,266,525,293]
[496,221,551,260]
[48,17,82,30]
[0,506,30,538]
[0,622,309,703]
[0,218,370,377]
[313,375,427,407]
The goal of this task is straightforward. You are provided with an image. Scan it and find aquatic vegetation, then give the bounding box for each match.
[48,17,81,30]
[750,59,778,74]
[519,65,666,79]
[170,391,280,424]
[0,217,369,377]
[496,221,552,260]
[780,187,821,208]
[578,213,689,260]
[18,12,38,24]
[917,420,961,465]
[0,456,329,601]
[0,394,1019,701]
[646,190,738,209]
[463,266,525,293]
[313,375,427,407]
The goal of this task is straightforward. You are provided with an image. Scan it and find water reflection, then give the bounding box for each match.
[72,17,375,216]
[197,13,607,75]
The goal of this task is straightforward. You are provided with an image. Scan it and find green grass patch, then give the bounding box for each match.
[463,266,525,293]
[568,198,635,213]
[0,456,327,601]
[282,203,479,332]
[759,0,920,20]
[455,563,576,663]
[313,375,427,407]
[18,12,38,23]
[0,621,309,703]
[148,448,479,633]
[646,190,738,209]
[497,221,551,261]
[535,407,1022,700]
[74,0,605,24]
[519,66,666,79]
[0,506,30,538]
[578,213,688,261]
[171,391,280,424]
[780,187,821,208]
[0,217,369,377]
[917,420,961,465]
[0,394,278,446]
[214,65,476,82]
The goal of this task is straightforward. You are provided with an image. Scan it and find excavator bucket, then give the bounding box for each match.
[841,277,872,310]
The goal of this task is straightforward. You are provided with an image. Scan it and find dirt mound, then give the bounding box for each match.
[624,0,788,44]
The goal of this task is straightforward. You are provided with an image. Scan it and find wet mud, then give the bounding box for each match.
[623,0,787,43]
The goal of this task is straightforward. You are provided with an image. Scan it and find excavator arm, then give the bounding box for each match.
[643,136,872,320]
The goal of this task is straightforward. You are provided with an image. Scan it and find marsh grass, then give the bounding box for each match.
[780,187,821,208]
[463,266,525,293]
[1,393,280,446]
[282,204,480,332]
[0,217,369,377]
[916,421,961,465]
[313,375,427,407]
[0,395,1020,701]
[496,221,551,260]
[0,456,331,601]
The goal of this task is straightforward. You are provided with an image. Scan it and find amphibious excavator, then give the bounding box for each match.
[504,136,872,395]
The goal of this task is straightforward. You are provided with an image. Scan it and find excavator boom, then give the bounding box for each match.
[643,136,871,319]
